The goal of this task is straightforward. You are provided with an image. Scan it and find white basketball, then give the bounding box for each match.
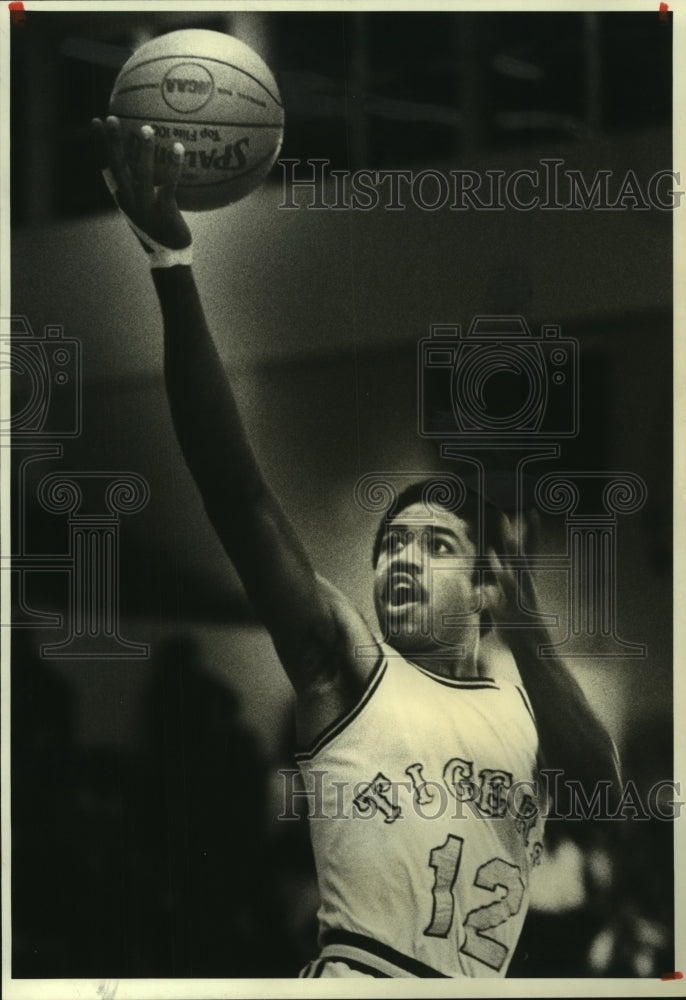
[109,29,285,210]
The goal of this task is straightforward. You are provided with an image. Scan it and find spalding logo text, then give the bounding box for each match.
[154,139,250,171]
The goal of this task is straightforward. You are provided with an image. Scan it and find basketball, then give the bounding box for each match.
[109,29,284,211]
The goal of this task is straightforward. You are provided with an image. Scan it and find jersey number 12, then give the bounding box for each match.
[424,833,524,971]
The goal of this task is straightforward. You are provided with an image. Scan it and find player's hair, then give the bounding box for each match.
[371,477,505,568]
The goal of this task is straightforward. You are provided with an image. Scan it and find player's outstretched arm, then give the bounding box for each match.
[93,118,379,733]
[489,521,622,816]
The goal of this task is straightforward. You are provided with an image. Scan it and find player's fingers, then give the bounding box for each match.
[487,547,513,593]
[105,115,135,207]
[133,125,155,213]
[527,508,542,555]
[499,512,519,558]
[486,548,516,624]
[91,117,109,171]
[518,564,538,611]
[161,142,185,202]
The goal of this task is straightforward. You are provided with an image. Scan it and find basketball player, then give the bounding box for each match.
[93,117,621,979]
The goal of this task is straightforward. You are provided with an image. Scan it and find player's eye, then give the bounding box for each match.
[383,531,406,555]
[431,535,454,556]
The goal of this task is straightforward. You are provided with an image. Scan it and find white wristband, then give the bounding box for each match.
[124,216,193,268]
[102,167,193,269]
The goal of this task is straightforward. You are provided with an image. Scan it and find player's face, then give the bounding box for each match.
[373,504,482,656]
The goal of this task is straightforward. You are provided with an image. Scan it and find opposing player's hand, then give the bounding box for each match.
[92,115,191,250]
[487,513,540,627]
[487,511,560,663]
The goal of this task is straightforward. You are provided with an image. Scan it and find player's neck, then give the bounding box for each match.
[406,650,484,681]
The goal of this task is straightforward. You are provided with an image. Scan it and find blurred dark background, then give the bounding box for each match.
[10,10,672,224]
[8,8,674,981]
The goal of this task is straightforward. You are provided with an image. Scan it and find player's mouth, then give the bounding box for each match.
[386,572,424,609]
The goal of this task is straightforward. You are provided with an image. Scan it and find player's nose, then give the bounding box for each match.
[389,531,425,573]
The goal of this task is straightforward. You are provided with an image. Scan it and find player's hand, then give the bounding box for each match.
[92,115,191,250]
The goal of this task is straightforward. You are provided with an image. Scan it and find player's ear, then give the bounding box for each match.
[479,568,500,620]
[477,569,498,636]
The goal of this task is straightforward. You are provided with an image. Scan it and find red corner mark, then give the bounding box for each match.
[659,2,670,20]
[9,1,25,26]
[661,971,683,981]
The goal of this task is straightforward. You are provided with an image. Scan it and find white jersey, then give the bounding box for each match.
[295,646,545,978]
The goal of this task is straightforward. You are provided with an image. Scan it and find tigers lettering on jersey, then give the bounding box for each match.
[351,757,539,843]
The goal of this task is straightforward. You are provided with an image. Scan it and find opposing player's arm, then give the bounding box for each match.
[93,118,380,726]
[489,518,622,813]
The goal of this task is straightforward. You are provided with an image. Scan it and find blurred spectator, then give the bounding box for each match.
[584,717,674,977]
[511,716,674,978]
